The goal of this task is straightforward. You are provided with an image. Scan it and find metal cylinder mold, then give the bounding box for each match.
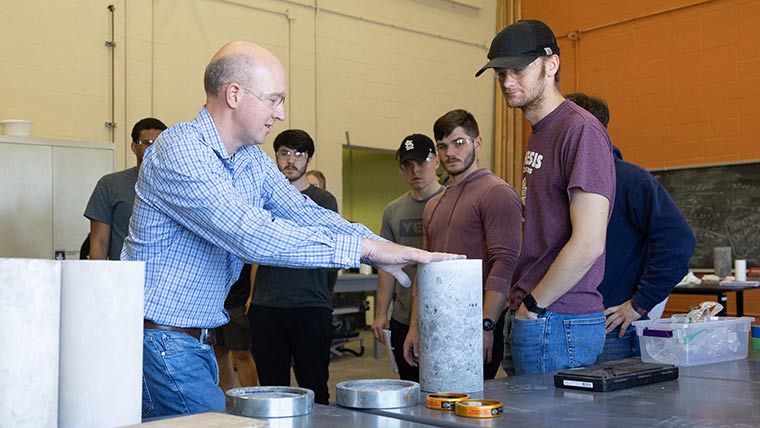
[226,386,314,418]
[418,259,483,392]
[335,379,420,409]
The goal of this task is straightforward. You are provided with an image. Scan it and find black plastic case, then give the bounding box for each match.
[554,358,679,392]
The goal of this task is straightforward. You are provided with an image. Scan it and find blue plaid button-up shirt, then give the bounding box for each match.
[123,107,376,328]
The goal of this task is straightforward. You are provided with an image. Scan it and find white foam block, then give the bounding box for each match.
[58,260,145,428]
[0,258,61,428]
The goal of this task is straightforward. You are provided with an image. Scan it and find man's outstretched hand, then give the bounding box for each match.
[361,239,465,287]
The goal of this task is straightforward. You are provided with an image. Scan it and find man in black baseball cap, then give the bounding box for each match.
[478,19,617,377]
[475,19,559,77]
[396,133,436,164]
[372,133,444,383]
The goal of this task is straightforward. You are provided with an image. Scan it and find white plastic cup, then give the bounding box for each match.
[0,120,32,136]
[735,259,747,282]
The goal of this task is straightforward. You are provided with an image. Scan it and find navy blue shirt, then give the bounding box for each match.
[598,147,696,314]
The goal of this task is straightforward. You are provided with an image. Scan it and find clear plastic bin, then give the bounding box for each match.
[633,316,754,366]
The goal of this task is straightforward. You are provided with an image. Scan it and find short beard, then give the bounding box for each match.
[446,145,476,176]
[282,164,306,182]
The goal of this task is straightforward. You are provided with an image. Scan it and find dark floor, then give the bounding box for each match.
[231,328,506,404]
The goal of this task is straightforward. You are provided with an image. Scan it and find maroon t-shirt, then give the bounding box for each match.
[510,100,616,314]
[423,168,522,295]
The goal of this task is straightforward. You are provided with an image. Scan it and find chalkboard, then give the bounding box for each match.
[652,162,760,269]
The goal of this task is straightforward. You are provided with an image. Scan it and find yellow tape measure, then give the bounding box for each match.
[425,392,470,410]
[454,399,504,418]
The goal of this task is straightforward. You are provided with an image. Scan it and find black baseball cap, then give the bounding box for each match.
[397,134,435,164]
[475,20,559,77]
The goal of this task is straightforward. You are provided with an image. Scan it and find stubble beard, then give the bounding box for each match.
[506,67,548,112]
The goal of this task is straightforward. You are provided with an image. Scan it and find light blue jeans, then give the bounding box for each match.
[142,330,225,420]
[503,309,606,375]
[594,324,640,364]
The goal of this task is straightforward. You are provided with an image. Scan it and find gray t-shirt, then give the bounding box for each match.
[83,167,138,260]
[251,185,339,309]
[380,187,444,325]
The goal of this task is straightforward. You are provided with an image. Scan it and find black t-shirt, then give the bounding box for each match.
[251,185,339,309]
[225,263,252,308]
[302,184,338,212]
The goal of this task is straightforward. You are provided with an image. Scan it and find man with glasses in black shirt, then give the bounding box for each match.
[247,129,339,405]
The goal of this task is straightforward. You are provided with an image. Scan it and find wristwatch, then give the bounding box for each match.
[523,293,547,315]
[482,318,495,331]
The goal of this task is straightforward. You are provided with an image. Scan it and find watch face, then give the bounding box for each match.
[483,319,495,331]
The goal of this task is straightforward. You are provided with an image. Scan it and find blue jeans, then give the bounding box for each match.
[504,310,605,375]
[594,324,640,364]
[142,330,225,420]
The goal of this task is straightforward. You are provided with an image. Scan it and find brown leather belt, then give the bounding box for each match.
[143,319,217,345]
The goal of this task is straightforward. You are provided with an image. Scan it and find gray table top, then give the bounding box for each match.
[364,353,760,428]
[137,404,440,427]
[136,352,760,427]
[274,404,440,428]
[679,349,760,383]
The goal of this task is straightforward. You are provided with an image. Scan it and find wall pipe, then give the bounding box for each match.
[105,4,116,143]
[314,1,320,168]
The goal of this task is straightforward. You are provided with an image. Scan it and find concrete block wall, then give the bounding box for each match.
[0,0,498,211]
[523,0,760,169]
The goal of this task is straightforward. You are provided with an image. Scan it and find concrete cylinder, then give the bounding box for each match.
[713,247,732,277]
[58,260,145,428]
[0,258,61,428]
[418,259,483,392]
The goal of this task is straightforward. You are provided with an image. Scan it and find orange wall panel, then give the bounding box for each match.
[522,0,760,168]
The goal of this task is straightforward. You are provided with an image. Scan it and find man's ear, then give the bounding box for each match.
[545,55,560,77]
[226,83,242,108]
[473,135,483,150]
